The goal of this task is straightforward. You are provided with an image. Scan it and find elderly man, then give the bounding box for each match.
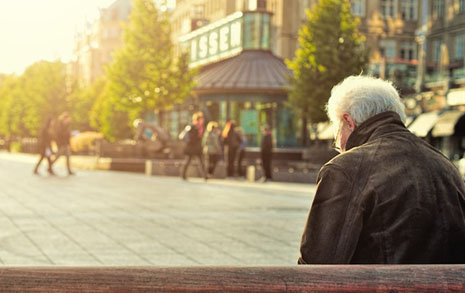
[299,75,465,264]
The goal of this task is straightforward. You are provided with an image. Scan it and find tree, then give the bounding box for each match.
[286,0,368,145]
[0,61,70,138]
[68,77,106,131]
[106,0,195,129]
[0,75,27,137]
[89,79,132,141]
[20,61,69,136]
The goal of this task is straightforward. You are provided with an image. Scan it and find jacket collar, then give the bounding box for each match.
[345,111,408,151]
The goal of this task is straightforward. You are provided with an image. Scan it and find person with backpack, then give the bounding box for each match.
[202,121,223,178]
[180,112,207,181]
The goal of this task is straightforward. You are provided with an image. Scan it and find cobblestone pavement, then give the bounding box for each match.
[0,152,315,266]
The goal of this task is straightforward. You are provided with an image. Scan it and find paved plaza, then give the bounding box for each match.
[0,152,315,266]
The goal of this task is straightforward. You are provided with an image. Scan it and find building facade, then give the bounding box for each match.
[349,0,422,93]
[406,0,465,163]
[171,0,317,62]
[168,1,313,147]
[71,0,132,86]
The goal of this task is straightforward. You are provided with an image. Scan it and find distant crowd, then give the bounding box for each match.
[179,112,273,182]
[33,110,273,181]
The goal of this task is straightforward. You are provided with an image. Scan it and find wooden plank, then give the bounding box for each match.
[0,265,463,292]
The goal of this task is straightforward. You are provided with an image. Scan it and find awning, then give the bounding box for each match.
[408,111,439,137]
[432,110,465,137]
[194,50,291,96]
[447,89,465,106]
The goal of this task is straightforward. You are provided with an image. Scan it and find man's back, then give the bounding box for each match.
[299,112,465,264]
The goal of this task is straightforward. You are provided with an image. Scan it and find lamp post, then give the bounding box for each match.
[414,0,428,94]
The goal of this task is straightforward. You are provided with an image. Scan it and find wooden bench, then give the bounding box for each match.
[0,265,463,292]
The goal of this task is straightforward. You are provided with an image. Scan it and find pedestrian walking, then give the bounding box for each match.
[180,112,207,181]
[202,121,222,178]
[260,125,273,182]
[33,117,55,175]
[222,120,242,177]
[299,75,465,264]
[51,112,75,175]
[236,127,247,177]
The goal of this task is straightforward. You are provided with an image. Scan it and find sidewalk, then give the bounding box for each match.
[0,151,316,194]
[0,152,315,266]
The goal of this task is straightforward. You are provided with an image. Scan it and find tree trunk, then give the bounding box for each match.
[302,116,308,147]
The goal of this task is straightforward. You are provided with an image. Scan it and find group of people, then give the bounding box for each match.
[33,112,75,176]
[180,112,273,181]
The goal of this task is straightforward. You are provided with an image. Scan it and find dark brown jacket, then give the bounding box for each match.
[299,111,465,264]
[55,121,71,147]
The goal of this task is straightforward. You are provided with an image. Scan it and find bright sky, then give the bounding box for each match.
[0,0,116,75]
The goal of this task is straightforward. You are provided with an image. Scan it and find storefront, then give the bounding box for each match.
[174,10,299,148]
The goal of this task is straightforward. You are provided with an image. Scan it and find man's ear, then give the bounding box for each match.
[342,113,356,131]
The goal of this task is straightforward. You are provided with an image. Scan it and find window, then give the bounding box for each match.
[432,0,444,18]
[381,0,397,18]
[380,40,396,59]
[432,39,443,62]
[456,34,465,60]
[351,0,365,17]
[400,41,417,60]
[401,0,417,20]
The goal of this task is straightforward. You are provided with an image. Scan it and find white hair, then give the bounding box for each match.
[326,75,406,126]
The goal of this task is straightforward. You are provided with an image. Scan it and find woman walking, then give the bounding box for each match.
[33,117,55,175]
[222,120,242,177]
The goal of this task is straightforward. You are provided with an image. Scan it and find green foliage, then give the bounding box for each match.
[0,75,26,137]
[68,77,106,131]
[89,79,132,142]
[21,61,69,135]
[286,0,369,124]
[0,61,69,137]
[106,0,195,119]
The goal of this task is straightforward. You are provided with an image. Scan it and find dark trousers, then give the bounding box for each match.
[52,144,73,174]
[262,153,272,179]
[207,154,220,176]
[33,153,53,173]
[227,146,238,177]
[182,154,206,179]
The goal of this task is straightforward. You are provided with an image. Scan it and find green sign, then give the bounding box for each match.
[179,11,271,68]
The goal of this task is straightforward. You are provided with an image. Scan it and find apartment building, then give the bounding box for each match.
[71,0,131,86]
